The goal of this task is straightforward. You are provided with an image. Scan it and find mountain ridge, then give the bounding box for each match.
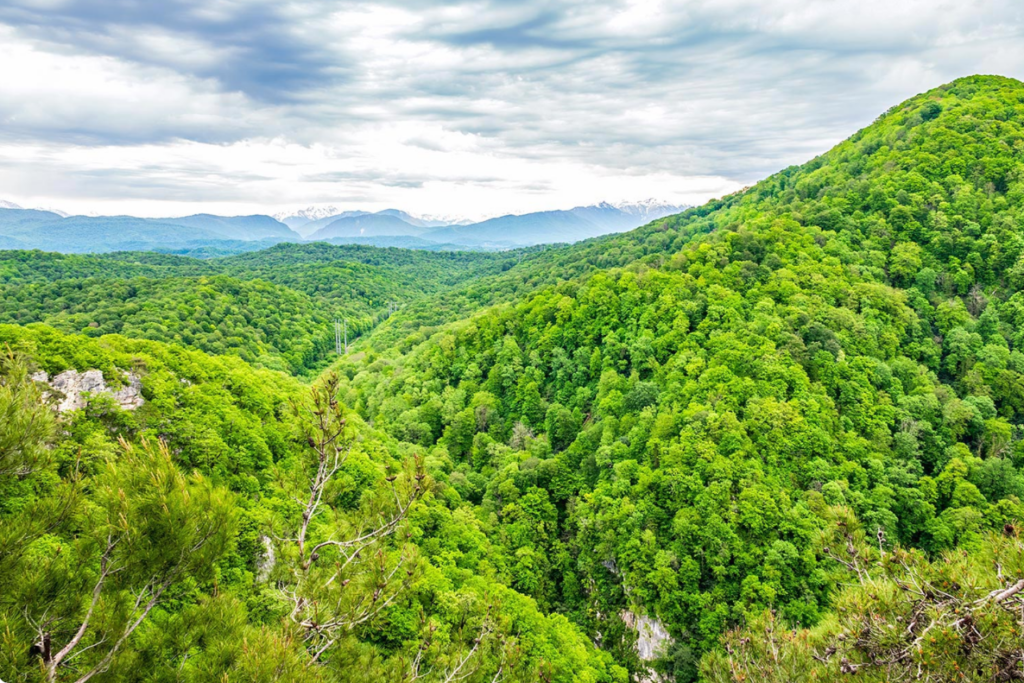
[154,213,300,241]
[328,73,1024,680]
[308,213,430,240]
[421,200,689,246]
[0,209,299,253]
[0,200,691,253]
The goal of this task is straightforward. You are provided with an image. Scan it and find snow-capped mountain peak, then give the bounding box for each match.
[274,200,685,235]
[275,205,473,230]
[613,199,690,220]
[414,213,474,226]
[274,205,343,222]
[0,199,24,210]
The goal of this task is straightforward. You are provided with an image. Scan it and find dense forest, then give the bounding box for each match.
[3,75,1024,681]
[0,244,523,376]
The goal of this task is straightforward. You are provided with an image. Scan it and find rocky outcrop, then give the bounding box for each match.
[256,535,276,582]
[621,610,673,683]
[33,369,144,413]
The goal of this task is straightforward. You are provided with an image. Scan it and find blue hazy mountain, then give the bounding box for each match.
[283,209,450,237]
[156,214,299,241]
[299,201,688,247]
[294,210,371,237]
[0,201,689,253]
[422,201,689,247]
[280,215,311,230]
[0,208,65,229]
[1,215,225,253]
[0,208,298,253]
[308,213,430,240]
[374,209,452,228]
[0,234,28,249]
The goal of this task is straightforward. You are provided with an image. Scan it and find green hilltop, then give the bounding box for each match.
[336,73,1024,678]
[2,75,1024,682]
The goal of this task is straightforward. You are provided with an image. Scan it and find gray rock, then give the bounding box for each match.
[621,610,674,683]
[256,535,276,582]
[47,369,144,413]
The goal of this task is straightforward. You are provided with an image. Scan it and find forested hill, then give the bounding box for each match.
[3,75,1024,683]
[333,74,1024,679]
[364,74,1024,349]
[0,243,521,376]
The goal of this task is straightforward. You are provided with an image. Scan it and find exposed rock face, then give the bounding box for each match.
[33,369,144,413]
[256,535,276,583]
[621,610,673,683]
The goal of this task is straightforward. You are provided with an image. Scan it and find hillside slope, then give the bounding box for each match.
[0,324,621,682]
[335,75,1024,678]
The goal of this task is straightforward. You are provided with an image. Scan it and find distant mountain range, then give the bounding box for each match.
[281,200,689,247]
[0,200,69,216]
[0,208,299,253]
[420,202,687,247]
[153,214,298,241]
[0,200,689,254]
[277,206,472,236]
[276,207,463,236]
[275,205,342,230]
[308,214,431,240]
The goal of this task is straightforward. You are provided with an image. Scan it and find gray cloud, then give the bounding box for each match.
[0,0,348,103]
[0,154,276,202]
[1,0,1023,214]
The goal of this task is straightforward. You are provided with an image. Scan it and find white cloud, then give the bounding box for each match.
[0,25,267,144]
[0,0,1022,218]
[0,134,741,220]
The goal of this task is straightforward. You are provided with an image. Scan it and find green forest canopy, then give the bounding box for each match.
[0,243,524,376]
[2,74,1024,682]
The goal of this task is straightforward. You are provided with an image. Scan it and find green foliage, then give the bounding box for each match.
[0,348,55,479]
[0,243,521,376]
[0,436,236,682]
[0,326,617,681]
[5,75,1024,681]
[701,517,1024,682]
[329,75,1024,674]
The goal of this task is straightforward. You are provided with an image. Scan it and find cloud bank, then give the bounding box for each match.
[1,0,1022,218]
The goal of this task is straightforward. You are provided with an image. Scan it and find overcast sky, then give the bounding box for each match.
[1,0,1023,220]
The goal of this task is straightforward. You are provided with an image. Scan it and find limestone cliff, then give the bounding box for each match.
[32,369,144,413]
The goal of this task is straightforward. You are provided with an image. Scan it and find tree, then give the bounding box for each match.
[15,439,234,682]
[0,348,54,479]
[273,373,424,664]
[888,242,923,285]
[702,513,1024,682]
